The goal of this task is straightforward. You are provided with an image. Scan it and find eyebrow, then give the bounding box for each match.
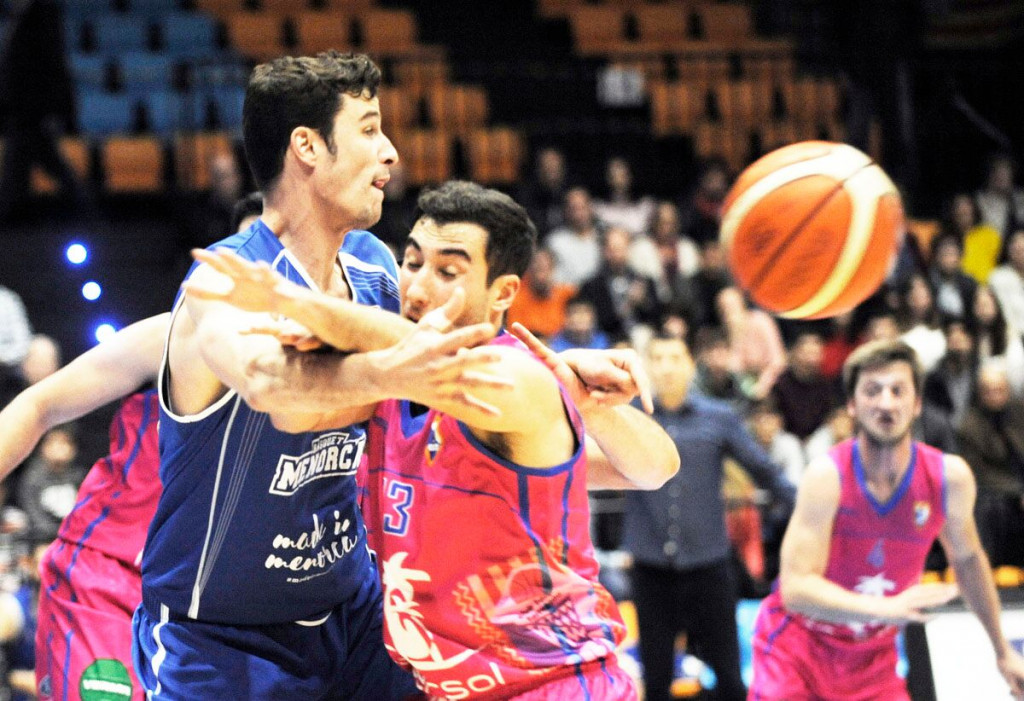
[403,237,472,263]
[359,109,381,122]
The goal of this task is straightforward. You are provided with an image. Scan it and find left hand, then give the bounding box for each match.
[997,648,1024,700]
[185,248,307,315]
[510,323,653,413]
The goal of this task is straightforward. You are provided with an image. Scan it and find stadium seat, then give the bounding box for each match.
[387,129,453,186]
[209,85,246,130]
[30,137,91,194]
[425,85,488,134]
[648,80,703,136]
[193,0,247,17]
[159,13,219,57]
[320,0,374,11]
[260,0,310,13]
[693,121,750,172]
[102,136,164,192]
[566,7,629,55]
[141,90,207,135]
[224,12,290,61]
[693,3,753,45]
[118,52,176,95]
[358,9,418,55]
[173,131,236,190]
[125,0,182,17]
[93,14,151,53]
[635,4,692,52]
[69,53,109,90]
[293,11,351,54]
[76,91,138,136]
[714,79,774,128]
[62,0,112,19]
[388,58,450,96]
[378,87,417,132]
[463,127,525,185]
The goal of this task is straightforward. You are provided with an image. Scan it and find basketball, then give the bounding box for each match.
[720,141,905,319]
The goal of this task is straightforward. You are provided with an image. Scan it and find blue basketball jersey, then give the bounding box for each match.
[143,220,400,625]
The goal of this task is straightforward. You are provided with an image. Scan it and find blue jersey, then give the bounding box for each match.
[143,220,400,625]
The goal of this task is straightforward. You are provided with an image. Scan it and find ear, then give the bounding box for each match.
[288,126,320,170]
[490,274,520,313]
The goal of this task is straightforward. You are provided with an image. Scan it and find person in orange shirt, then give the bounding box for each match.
[506,246,576,340]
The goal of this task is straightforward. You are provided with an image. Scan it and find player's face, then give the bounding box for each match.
[316,93,398,230]
[848,362,921,447]
[400,218,510,329]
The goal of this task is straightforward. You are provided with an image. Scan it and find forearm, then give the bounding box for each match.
[0,390,48,480]
[278,291,413,352]
[951,549,1012,659]
[582,405,679,489]
[781,573,895,624]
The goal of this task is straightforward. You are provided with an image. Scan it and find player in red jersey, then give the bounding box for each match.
[189,180,679,698]
[749,340,1024,700]
[0,315,166,701]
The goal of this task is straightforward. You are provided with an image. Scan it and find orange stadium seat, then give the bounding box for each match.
[758,119,800,152]
[694,3,753,45]
[224,12,291,61]
[320,0,375,10]
[260,0,310,13]
[294,11,352,54]
[567,7,630,55]
[648,80,703,136]
[675,53,730,85]
[358,9,418,55]
[425,84,488,133]
[388,58,450,96]
[740,54,795,84]
[103,136,165,193]
[29,137,91,195]
[635,4,692,52]
[464,127,525,185]
[193,0,246,17]
[694,121,750,172]
[388,129,453,186]
[714,79,774,127]
[536,0,584,19]
[173,132,236,191]
[378,87,417,132]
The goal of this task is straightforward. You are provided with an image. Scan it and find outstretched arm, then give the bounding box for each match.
[940,455,1024,699]
[510,323,679,489]
[780,456,959,624]
[0,313,168,481]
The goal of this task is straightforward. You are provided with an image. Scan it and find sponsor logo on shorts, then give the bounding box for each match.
[269,431,365,495]
[79,659,133,701]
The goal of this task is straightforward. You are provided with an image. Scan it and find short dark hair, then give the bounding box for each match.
[243,51,381,191]
[230,191,264,233]
[414,181,537,283]
[842,339,923,400]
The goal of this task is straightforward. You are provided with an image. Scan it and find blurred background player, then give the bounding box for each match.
[750,340,1024,700]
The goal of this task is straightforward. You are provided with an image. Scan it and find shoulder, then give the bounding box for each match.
[341,230,399,277]
[800,453,842,495]
[941,454,975,493]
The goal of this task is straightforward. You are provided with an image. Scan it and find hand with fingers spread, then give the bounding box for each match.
[365,289,510,416]
[875,582,959,624]
[510,323,653,413]
[185,248,309,315]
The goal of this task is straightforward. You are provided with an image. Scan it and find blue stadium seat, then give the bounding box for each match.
[69,53,109,90]
[76,91,137,136]
[125,0,182,18]
[61,0,113,19]
[142,90,207,135]
[118,52,176,95]
[62,15,87,52]
[93,14,150,53]
[209,86,245,130]
[159,12,218,57]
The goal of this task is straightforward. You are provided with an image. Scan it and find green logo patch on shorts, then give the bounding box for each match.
[79,659,133,701]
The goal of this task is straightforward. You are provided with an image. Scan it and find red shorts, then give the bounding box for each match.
[748,603,908,701]
[36,539,144,701]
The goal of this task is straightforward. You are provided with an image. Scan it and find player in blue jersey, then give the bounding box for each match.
[132,53,501,699]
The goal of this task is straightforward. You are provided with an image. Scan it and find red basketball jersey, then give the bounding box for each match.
[56,391,160,570]
[764,438,946,645]
[363,335,626,700]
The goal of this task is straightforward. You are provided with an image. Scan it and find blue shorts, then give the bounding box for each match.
[132,571,419,700]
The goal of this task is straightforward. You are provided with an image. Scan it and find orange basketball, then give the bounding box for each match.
[720,141,905,319]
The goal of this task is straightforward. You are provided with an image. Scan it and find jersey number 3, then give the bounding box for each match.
[383,479,414,536]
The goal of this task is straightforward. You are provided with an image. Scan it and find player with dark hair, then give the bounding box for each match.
[749,340,1024,700]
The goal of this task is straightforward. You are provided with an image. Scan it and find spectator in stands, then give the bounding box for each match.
[923,318,977,429]
[0,0,87,222]
[928,233,977,320]
[820,310,859,382]
[548,298,609,352]
[0,285,31,409]
[864,310,901,342]
[629,201,700,319]
[680,157,730,245]
[517,146,570,237]
[899,273,946,373]
[968,285,1024,396]
[592,156,654,239]
[804,406,855,463]
[547,187,605,286]
[20,334,60,387]
[988,229,1024,333]
[692,326,748,411]
[184,150,246,247]
[749,399,806,486]
[691,238,732,328]
[576,227,662,345]
[771,331,836,441]
[16,425,85,542]
[944,192,1002,284]
[958,361,1024,568]
[717,286,787,400]
[373,161,417,252]
[506,247,576,340]
[975,152,1024,239]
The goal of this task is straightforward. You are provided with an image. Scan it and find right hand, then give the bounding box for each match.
[185,248,306,315]
[368,289,511,415]
[879,582,959,624]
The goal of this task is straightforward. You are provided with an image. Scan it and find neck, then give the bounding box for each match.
[857,433,913,486]
[263,186,350,291]
[657,385,688,411]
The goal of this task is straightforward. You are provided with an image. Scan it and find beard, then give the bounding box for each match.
[858,421,912,449]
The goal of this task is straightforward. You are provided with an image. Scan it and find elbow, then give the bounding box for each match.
[640,453,681,490]
[238,356,287,413]
[778,575,811,615]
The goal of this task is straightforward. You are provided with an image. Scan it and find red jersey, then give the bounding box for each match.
[56,390,160,570]
[762,438,946,646]
[363,334,627,700]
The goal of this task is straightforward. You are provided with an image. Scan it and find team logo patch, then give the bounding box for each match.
[914,500,931,528]
[425,417,443,464]
[269,430,365,495]
[79,659,133,701]
[867,539,885,568]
